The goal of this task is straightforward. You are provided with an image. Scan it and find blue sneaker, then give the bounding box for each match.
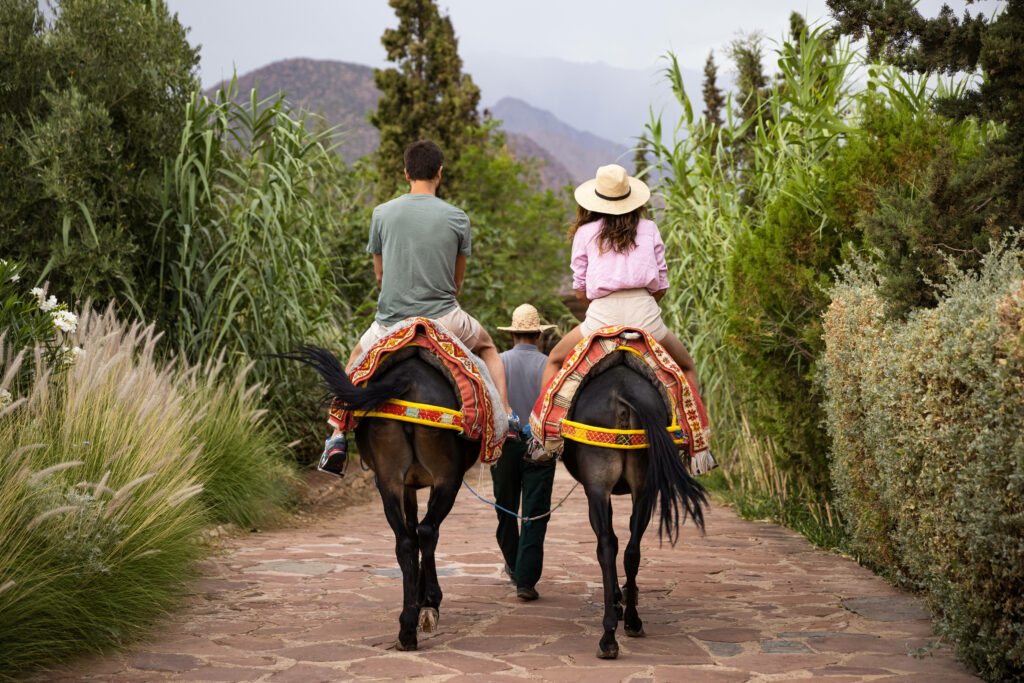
[319,434,348,477]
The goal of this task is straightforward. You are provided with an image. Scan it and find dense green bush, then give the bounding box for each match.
[820,240,1024,680]
[0,0,199,304]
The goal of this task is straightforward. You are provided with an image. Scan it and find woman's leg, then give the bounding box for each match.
[541,324,584,390]
[658,330,700,392]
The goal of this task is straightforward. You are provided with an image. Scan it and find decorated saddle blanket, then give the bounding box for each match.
[529,325,712,466]
[328,317,505,464]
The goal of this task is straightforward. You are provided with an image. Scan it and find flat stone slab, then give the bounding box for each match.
[761,639,814,654]
[244,560,337,575]
[843,596,932,621]
[42,466,978,681]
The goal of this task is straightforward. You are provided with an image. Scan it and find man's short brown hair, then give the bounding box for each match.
[404,140,444,180]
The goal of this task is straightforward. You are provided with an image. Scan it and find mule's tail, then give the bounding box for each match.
[622,395,707,544]
[278,345,409,412]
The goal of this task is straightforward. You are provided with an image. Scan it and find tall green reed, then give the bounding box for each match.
[644,26,856,532]
[137,79,363,455]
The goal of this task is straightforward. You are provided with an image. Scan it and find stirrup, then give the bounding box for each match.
[523,435,555,464]
[319,435,348,478]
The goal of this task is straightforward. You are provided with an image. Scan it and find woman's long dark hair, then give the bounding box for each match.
[568,205,647,254]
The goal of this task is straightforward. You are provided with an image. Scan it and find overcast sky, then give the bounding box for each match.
[165,0,1001,88]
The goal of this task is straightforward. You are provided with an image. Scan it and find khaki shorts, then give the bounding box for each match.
[579,288,670,340]
[359,305,489,352]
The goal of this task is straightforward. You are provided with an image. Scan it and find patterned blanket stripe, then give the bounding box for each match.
[529,326,711,461]
[327,318,503,463]
[561,418,688,450]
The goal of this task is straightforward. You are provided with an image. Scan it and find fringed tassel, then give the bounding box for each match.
[691,449,718,476]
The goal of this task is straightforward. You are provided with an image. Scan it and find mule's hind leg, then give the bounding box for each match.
[379,483,421,650]
[623,502,652,637]
[365,425,420,651]
[414,476,461,634]
[586,486,621,659]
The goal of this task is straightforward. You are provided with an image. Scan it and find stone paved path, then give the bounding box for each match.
[41,465,978,681]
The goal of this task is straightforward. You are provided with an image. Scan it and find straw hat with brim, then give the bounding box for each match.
[497,304,556,333]
[574,164,651,215]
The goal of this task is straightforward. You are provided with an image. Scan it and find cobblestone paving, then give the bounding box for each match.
[41,465,978,681]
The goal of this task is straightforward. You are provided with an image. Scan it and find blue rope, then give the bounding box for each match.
[461,477,532,523]
[461,475,579,526]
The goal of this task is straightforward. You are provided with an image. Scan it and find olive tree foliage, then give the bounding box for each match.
[0,0,200,306]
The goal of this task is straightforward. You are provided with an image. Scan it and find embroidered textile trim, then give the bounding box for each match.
[358,398,464,432]
[561,418,687,450]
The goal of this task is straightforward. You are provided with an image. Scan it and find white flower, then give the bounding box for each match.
[9,274,19,282]
[31,287,44,300]
[0,389,11,409]
[51,309,77,334]
[40,295,58,312]
[61,345,83,367]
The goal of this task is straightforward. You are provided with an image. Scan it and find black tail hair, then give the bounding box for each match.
[274,345,409,413]
[623,394,707,544]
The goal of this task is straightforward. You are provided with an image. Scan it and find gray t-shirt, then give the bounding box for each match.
[500,343,547,422]
[367,194,471,326]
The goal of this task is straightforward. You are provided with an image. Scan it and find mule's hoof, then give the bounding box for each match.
[624,624,645,637]
[395,639,417,651]
[597,645,619,659]
[418,607,439,633]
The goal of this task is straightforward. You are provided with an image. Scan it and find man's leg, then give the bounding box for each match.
[540,324,584,391]
[515,460,556,591]
[490,439,525,576]
[346,342,364,372]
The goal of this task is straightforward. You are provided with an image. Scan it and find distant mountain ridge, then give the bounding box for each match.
[490,97,630,182]
[207,58,631,190]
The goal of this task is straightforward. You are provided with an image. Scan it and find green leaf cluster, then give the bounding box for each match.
[0,0,199,305]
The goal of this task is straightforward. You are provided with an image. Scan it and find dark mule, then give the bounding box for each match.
[289,345,478,651]
[560,350,708,659]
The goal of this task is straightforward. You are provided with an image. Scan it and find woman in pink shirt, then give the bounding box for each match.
[541,164,698,390]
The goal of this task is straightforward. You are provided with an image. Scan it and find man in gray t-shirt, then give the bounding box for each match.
[345,139,511,420]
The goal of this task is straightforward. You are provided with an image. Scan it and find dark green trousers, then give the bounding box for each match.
[490,438,556,589]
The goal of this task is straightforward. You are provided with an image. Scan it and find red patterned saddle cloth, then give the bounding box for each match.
[328,317,504,464]
[529,325,711,462]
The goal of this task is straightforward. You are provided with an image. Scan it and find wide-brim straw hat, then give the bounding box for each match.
[574,163,651,215]
[497,303,556,333]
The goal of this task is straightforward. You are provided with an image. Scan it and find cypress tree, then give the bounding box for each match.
[369,0,482,201]
[701,50,725,131]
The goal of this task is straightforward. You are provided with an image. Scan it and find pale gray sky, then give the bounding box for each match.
[165,0,999,88]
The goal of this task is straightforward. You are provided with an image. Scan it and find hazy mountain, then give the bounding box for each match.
[210,58,381,162]
[207,58,591,190]
[465,53,702,148]
[490,97,630,183]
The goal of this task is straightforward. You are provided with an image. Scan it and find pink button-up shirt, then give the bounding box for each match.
[571,218,670,300]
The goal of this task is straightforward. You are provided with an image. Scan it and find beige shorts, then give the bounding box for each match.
[579,288,670,340]
[359,305,489,352]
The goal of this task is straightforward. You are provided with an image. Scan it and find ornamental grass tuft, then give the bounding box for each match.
[0,305,295,674]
